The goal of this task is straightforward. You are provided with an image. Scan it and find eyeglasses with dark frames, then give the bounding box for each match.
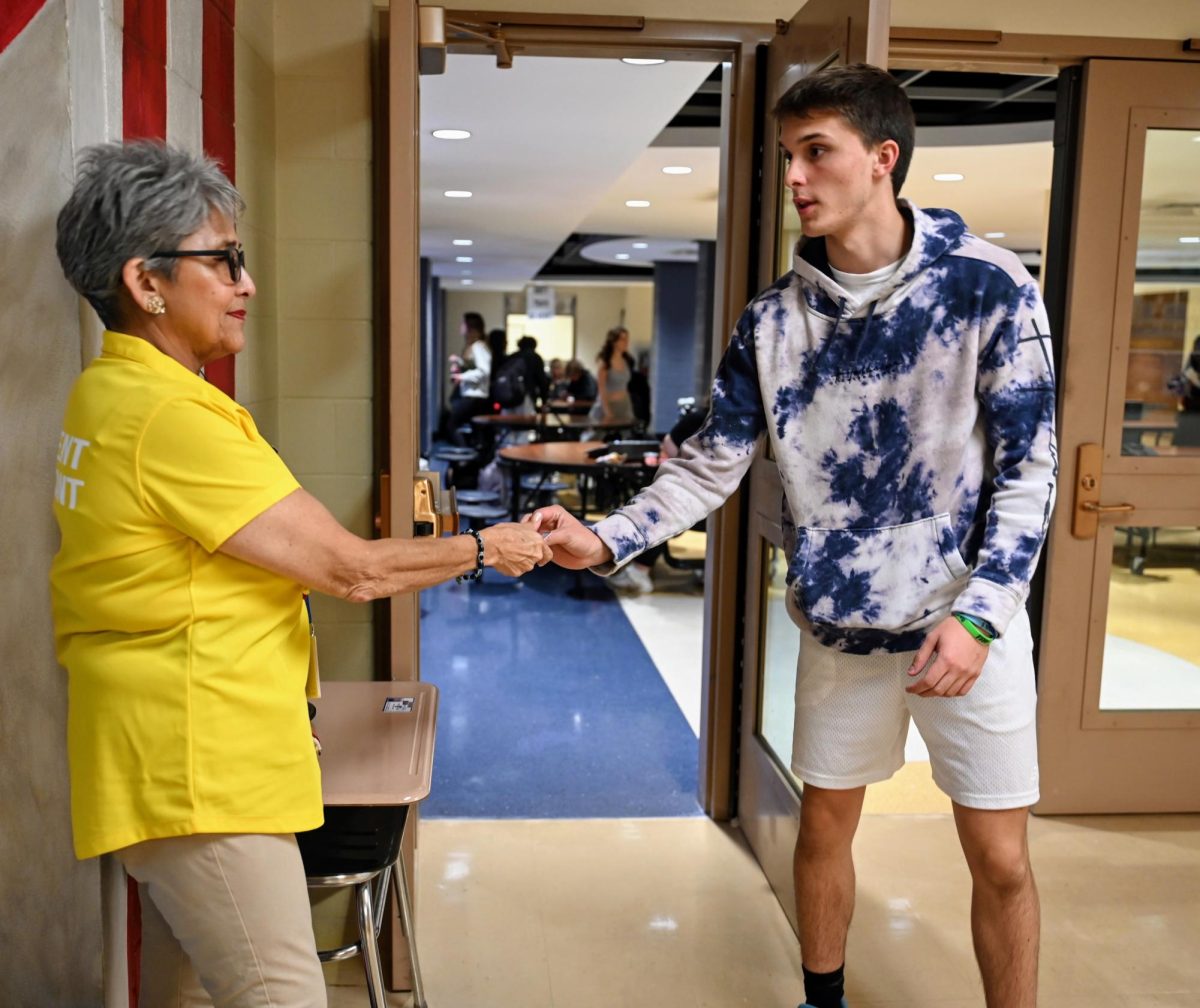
[150,244,245,283]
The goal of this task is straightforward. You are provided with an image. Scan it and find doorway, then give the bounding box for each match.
[416,46,734,818]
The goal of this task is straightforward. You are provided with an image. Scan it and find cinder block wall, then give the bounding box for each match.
[238,0,379,682]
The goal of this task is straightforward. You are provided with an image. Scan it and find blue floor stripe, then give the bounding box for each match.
[418,563,701,818]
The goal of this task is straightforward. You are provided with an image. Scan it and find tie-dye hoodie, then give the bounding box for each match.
[592,202,1058,655]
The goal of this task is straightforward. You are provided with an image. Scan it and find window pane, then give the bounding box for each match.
[758,541,801,788]
[505,313,574,366]
[1101,526,1200,710]
[1122,129,1200,457]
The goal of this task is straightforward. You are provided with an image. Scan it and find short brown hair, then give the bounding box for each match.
[773,63,915,195]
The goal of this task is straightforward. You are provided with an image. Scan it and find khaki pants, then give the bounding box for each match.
[115,833,327,1008]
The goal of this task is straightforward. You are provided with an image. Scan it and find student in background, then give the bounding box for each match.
[589,326,636,425]
[1171,334,1200,446]
[565,358,598,401]
[511,335,550,410]
[444,312,493,441]
[548,357,568,399]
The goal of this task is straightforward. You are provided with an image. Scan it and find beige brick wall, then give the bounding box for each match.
[235,4,280,446]
[236,0,382,972]
[237,0,379,682]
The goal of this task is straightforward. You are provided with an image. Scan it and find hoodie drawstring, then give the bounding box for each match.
[850,300,879,367]
[811,296,849,377]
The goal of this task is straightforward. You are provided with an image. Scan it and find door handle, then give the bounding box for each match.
[1080,502,1135,514]
[413,472,459,537]
[1072,443,1136,539]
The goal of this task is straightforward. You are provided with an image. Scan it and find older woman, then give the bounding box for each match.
[51,141,549,1007]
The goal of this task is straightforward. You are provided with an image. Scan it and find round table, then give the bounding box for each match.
[470,413,634,439]
[497,441,656,520]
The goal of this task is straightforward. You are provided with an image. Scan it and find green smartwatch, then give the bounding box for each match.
[952,611,997,645]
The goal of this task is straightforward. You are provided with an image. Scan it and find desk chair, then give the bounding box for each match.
[433,446,479,489]
[454,488,501,505]
[518,472,569,512]
[663,527,706,572]
[457,501,509,526]
[297,807,426,1008]
[299,681,438,1008]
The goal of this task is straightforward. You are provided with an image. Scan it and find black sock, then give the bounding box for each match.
[801,964,844,1008]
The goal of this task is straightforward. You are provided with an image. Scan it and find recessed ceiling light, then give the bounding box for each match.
[933,172,964,182]
[461,278,474,285]
[432,129,471,140]
[455,256,474,263]
[632,242,649,249]
[615,253,631,260]
[444,190,472,198]
[452,239,473,246]
[1180,236,1200,244]
[625,200,651,208]
[662,166,693,175]
[1193,136,1200,142]
[622,58,665,66]
[985,231,1007,238]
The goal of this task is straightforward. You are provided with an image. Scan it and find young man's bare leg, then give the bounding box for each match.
[953,803,1039,1008]
[793,784,866,1005]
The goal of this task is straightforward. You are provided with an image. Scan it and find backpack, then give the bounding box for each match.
[490,355,527,409]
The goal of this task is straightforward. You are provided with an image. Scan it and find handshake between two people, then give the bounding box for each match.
[476,506,613,577]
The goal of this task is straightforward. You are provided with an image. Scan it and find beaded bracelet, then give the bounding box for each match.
[455,528,485,584]
[953,611,995,645]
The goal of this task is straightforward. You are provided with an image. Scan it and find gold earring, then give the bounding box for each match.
[146,294,166,315]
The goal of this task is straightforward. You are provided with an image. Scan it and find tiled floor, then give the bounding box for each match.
[328,813,1200,1008]
[390,464,1200,1007]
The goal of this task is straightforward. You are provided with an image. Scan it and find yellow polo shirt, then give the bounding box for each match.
[50,330,322,859]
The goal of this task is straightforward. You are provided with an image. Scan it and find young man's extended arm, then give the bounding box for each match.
[536,309,769,571]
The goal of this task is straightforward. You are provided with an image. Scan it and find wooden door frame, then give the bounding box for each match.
[388,2,422,684]
[381,3,421,990]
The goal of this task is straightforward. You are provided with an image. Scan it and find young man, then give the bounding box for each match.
[530,63,1057,1008]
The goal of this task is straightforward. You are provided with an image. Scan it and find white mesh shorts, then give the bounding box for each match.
[789,607,1039,810]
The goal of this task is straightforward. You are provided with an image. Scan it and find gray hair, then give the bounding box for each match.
[56,141,245,328]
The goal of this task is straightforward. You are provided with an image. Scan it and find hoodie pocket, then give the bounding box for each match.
[790,513,969,633]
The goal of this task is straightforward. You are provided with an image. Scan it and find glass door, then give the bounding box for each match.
[736,0,890,930]
[1037,59,1200,813]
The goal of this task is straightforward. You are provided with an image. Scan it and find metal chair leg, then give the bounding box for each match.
[373,867,392,937]
[356,880,388,1008]
[392,852,428,1008]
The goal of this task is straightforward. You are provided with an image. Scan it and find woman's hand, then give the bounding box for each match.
[524,506,613,569]
[479,522,553,576]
